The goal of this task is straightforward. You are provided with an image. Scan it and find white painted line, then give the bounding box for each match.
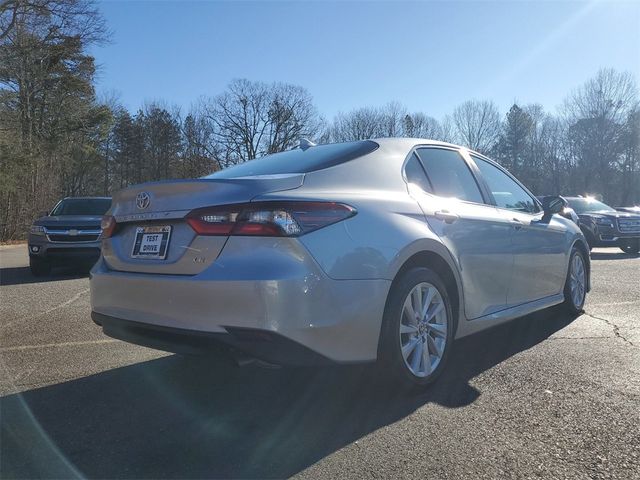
[0,288,89,330]
[0,338,118,352]
[588,300,640,307]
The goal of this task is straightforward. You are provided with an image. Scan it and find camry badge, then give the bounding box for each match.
[136,192,150,210]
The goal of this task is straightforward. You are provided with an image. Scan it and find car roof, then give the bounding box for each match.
[372,137,463,151]
[371,137,495,165]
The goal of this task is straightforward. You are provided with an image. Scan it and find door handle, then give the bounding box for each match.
[511,218,523,230]
[434,210,459,224]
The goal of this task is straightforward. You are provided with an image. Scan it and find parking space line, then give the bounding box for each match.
[588,300,640,307]
[0,288,90,330]
[0,339,118,352]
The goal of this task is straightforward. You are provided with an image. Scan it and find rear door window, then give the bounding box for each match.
[404,153,433,193]
[416,148,484,203]
[472,156,539,213]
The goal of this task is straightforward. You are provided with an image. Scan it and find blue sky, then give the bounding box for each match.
[91,0,640,120]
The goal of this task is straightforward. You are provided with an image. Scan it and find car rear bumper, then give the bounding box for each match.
[90,238,390,363]
[92,312,334,365]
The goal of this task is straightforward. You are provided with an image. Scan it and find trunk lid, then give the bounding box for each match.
[111,175,304,217]
[104,175,304,274]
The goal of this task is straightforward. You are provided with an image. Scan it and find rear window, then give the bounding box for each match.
[51,198,111,216]
[206,141,379,179]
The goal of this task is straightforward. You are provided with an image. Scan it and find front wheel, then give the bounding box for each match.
[618,238,640,254]
[379,267,454,390]
[562,248,587,314]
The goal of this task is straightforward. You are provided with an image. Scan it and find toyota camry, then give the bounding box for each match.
[90,138,590,388]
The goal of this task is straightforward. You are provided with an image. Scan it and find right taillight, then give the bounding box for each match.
[186,201,356,237]
[100,215,117,238]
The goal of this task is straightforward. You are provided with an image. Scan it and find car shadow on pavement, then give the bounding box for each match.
[0,266,89,286]
[1,306,577,479]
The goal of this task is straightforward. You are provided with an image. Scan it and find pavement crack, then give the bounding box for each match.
[583,311,635,347]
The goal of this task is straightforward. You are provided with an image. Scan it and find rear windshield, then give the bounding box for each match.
[51,198,112,216]
[206,141,379,179]
[566,198,615,214]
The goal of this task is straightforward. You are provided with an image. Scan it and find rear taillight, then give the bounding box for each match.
[100,215,117,238]
[186,202,356,237]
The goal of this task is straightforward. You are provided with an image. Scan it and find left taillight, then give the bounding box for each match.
[100,215,117,238]
[186,201,356,237]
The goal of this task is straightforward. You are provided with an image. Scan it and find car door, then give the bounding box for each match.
[405,147,514,320]
[469,154,568,306]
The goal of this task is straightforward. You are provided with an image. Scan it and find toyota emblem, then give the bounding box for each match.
[136,192,150,210]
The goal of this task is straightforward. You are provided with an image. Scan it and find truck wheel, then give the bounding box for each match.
[30,257,52,276]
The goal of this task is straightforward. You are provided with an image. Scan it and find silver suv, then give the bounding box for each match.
[29,197,111,276]
[90,139,590,388]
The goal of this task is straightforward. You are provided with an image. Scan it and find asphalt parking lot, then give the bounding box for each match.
[1,244,639,479]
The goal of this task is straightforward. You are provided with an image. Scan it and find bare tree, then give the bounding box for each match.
[330,102,411,141]
[438,115,457,144]
[563,68,639,199]
[180,106,219,177]
[0,0,108,43]
[402,112,442,139]
[563,68,637,125]
[618,108,640,205]
[380,101,406,137]
[204,79,320,167]
[330,106,385,142]
[452,100,501,153]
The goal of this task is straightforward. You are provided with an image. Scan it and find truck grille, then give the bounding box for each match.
[48,234,100,242]
[617,217,640,233]
[45,226,101,243]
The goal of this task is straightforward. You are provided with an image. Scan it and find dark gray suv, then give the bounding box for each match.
[28,197,111,276]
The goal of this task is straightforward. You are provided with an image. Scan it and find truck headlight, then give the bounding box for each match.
[594,217,613,228]
[30,225,46,235]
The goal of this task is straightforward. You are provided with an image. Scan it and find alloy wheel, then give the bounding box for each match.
[399,282,448,378]
[570,254,586,308]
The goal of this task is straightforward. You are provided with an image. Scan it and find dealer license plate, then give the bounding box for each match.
[131,225,172,259]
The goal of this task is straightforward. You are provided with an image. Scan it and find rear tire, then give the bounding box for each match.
[618,239,640,254]
[562,248,587,314]
[29,256,52,277]
[378,267,454,390]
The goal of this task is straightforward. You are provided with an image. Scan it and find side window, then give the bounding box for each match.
[416,148,483,203]
[472,156,539,213]
[404,153,433,193]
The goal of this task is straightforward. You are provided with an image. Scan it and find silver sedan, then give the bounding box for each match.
[90,138,590,388]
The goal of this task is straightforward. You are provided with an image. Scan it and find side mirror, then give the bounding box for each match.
[541,195,567,219]
[38,211,49,218]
